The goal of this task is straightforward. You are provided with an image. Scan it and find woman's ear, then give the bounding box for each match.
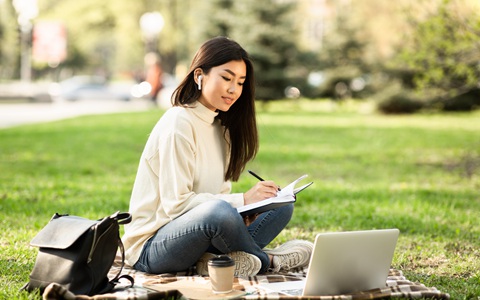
[193,68,203,84]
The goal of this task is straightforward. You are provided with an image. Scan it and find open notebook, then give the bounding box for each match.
[237,174,313,217]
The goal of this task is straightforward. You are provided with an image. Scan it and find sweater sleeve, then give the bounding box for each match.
[157,126,243,220]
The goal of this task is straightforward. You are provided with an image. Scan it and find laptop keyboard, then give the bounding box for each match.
[280,288,304,296]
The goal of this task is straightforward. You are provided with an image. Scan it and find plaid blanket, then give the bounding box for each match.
[43,258,450,300]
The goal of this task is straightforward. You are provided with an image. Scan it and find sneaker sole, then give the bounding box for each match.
[196,251,261,277]
[229,251,262,277]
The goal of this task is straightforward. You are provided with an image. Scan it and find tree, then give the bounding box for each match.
[0,0,21,79]
[310,10,373,99]
[227,0,304,100]
[204,0,235,38]
[393,0,480,111]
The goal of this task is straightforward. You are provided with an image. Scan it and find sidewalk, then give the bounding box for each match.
[0,99,154,129]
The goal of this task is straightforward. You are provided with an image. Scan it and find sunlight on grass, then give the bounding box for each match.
[1,100,479,299]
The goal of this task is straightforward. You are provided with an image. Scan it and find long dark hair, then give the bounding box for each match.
[172,36,258,182]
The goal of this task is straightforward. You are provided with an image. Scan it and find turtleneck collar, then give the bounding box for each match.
[190,101,219,124]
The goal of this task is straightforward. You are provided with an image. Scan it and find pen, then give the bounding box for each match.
[248,170,265,181]
[248,170,281,191]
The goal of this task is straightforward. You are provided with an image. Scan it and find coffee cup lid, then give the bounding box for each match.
[208,255,235,267]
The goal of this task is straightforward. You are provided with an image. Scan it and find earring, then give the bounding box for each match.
[197,75,203,90]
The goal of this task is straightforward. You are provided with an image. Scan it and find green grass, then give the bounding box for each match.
[1,100,479,299]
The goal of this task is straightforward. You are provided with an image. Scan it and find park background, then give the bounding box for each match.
[1,0,480,112]
[0,0,479,299]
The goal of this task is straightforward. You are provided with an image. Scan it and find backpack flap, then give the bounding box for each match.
[24,212,132,296]
[30,214,97,249]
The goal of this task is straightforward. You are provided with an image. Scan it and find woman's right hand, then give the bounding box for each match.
[243,181,280,206]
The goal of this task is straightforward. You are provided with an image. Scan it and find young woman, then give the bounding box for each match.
[122,36,312,277]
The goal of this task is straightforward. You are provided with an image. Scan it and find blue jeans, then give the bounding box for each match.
[134,199,293,274]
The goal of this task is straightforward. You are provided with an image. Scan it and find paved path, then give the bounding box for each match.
[0,99,154,129]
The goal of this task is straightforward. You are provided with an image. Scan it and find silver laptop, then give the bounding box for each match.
[258,229,399,296]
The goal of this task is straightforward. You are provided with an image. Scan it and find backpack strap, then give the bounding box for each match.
[108,220,134,289]
[111,274,135,288]
[110,211,132,225]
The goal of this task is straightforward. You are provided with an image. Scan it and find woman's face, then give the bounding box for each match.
[197,60,247,112]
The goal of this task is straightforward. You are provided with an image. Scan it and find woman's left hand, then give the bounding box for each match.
[243,213,260,226]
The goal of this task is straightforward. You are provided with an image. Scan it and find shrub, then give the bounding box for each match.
[433,90,480,112]
[377,91,424,114]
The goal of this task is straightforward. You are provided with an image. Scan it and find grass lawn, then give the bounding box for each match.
[1,100,479,299]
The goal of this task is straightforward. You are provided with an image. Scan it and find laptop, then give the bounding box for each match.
[258,229,400,296]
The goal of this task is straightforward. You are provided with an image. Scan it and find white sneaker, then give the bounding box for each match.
[264,240,313,272]
[195,252,217,276]
[196,251,261,277]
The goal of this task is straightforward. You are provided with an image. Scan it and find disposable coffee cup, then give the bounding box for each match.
[208,255,235,294]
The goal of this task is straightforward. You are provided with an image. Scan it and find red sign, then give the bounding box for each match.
[33,21,67,65]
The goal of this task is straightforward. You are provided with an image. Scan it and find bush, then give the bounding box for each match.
[377,91,424,114]
[433,90,480,112]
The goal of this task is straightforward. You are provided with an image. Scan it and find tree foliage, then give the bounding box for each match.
[391,0,480,110]
[198,0,307,100]
[234,0,302,100]
[308,11,374,99]
[182,0,310,101]
[203,0,235,38]
[0,0,20,79]
[1,0,479,112]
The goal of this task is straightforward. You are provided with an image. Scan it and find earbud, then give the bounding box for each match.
[197,75,203,90]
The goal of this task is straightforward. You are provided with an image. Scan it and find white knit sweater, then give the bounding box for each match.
[122,102,244,266]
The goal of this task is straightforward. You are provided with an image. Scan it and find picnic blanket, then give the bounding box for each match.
[43,256,450,300]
